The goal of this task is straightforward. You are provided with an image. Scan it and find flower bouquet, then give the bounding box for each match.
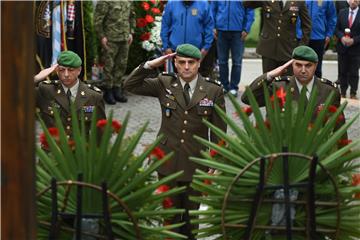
[36,106,187,239]
[189,85,360,239]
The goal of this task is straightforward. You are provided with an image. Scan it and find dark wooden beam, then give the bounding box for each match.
[1,2,36,239]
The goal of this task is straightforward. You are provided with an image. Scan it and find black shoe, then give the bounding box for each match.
[103,89,116,105]
[113,87,128,102]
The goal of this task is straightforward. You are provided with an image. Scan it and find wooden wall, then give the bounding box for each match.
[1,2,36,239]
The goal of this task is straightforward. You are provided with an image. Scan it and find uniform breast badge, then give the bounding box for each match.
[83,106,95,113]
[165,108,171,117]
[199,98,214,107]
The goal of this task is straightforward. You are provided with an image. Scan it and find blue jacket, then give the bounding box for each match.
[297,0,337,40]
[160,0,214,51]
[212,0,254,32]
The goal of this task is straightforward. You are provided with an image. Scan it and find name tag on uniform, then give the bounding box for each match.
[199,98,213,107]
[83,106,95,113]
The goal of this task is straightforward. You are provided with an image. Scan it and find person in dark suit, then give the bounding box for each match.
[35,51,106,137]
[124,44,227,239]
[241,46,346,137]
[243,0,312,74]
[335,0,360,99]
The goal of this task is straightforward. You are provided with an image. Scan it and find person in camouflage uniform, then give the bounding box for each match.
[94,1,135,104]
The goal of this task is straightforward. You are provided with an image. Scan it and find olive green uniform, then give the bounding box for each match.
[124,64,226,239]
[94,1,135,89]
[243,1,312,73]
[241,74,346,138]
[36,80,106,136]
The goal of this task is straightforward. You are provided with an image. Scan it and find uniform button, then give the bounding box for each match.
[277,27,281,30]
[166,103,170,107]
[277,33,280,37]
[204,110,208,114]
[66,126,71,130]
[184,120,188,125]
[182,129,186,134]
[180,139,184,143]
[85,116,88,121]
[67,117,71,121]
[278,20,282,23]
[280,13,282,17]
[184,111,188,115]
[50,111,54,115]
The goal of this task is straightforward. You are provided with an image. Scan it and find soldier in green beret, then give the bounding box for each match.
[124,44,227,239]
[35,50,106,137]
[242,45,347,139]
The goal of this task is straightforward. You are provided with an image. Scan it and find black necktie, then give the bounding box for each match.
[279,0,283,10]
[183,83,191,105]
[66,89,72,107]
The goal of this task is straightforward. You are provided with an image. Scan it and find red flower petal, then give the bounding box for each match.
[338,139,352,147]
[155,184,170,194]
[96,119,107,128]
[151,7,161,14]
[352,173,360,186]
[140,32,151,41]
[145,15,154,23]
[162,197,173,208]
[141,2,150,10]
[151,147,165,160]
[136,18,148,28]
[328,105,338,113]
[111,120,122,133]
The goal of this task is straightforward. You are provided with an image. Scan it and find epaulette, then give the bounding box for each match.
[161,71,177,78]
[205,77,222,86]
[42,79,59,85]
[87,84,102,93]
[274,76,290,82]
[319,78,338,88]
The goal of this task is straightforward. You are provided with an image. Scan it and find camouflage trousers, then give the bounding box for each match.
[101,40,129,89]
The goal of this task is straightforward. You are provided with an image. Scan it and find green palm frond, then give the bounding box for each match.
[190,86,360,239]
[36,105,186,239]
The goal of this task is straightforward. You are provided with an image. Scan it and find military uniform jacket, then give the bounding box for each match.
[36,80,106,136]
[94,1,135,42]
[241,74,347,138]
[243,1,311,61]
[124,65,227,182]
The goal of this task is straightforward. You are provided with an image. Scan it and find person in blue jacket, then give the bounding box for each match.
[297,0,337,78]
[212,0,254,96]
[160,0,214,75]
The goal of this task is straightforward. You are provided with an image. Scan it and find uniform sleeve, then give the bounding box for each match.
[123,64,162,97]
[241,73,273,107]
[326,1,337,38]
[93,2,108,39]
[244,6,255,33]
[299,2,312,45]
[202,3,215,50]
[129,2,136,34]
[210,87,227,143]
[96,93,106,120]
[211,1,218,26]
[160,2,172,50]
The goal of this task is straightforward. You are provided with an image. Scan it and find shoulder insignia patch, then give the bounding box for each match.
[87,84,102,93]
[319,78,338,88]
[205,77,221,86]
[274,76,290,82]
[43,80,59,85]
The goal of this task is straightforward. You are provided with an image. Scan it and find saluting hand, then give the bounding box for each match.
[147,53,176,69]
[34,64,58,83]
[267,59,294,81]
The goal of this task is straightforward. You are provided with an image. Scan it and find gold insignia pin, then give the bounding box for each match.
[81,91,85,96]
[290,87,295,92]
[57,89,61,94]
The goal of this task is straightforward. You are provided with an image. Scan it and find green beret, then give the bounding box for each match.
[292,46,318,63]
[176,44,201,59]
[57,50,82,68]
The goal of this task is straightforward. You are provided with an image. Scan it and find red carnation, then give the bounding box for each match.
[243,106,253,116]
[162,197,173,208]
[328,105,338,113]
[96,119,122,133]
[204,179,212,185]
[338,139,352,147]
[352,173,360,199]
[136,18,148,28]
[209,139,225,157]
[270,86,286,109]
[39,127,60,149]
[336,114,345,124]
[140,32,151,41]
[150,147,165,160]
[145,14,154,23]
[155,184,170,194]
[141,1,150,10]
[151,7,161,14]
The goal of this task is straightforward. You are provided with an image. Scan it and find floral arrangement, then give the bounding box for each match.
[189,86,360,239]
[36,106,187,239]
[127,0,164,72]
